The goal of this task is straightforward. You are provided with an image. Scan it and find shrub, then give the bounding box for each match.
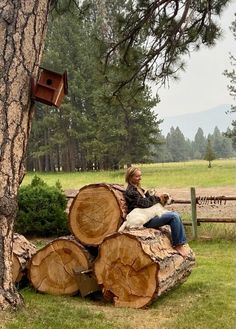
[15,175,69,237]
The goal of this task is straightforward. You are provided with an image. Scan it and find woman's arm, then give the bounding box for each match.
[125,185,159,212]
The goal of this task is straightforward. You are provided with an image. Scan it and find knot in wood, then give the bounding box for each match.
[0,196,18,217]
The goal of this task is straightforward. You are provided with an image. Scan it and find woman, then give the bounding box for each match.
[125,166,189,257]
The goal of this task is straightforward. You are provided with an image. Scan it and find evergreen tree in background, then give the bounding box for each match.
[25,1,235,171]
[152,125,235,163]
[210,127,233,158]
[204,137,216,168]
[27,2,161,171]
[166,127,188,162]
[193,128,206,159]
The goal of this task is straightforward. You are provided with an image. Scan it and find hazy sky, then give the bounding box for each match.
[153,0,236,118]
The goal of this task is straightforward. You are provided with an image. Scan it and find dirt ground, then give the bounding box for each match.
[158,186,236,219]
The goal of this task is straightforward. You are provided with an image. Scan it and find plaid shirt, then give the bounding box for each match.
[125,184,160,213]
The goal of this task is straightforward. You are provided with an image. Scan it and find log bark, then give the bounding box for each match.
[28,236,94,295]
[12,233,36,283]
[94,228,195,308]
[69,183,127,246]
[0,0,51,309]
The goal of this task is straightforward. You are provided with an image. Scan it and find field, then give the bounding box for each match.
[1,159,235,329]
[21,159,236,189]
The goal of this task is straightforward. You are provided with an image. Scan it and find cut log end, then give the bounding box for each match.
[29,236,93,295]
[94,228,195,308]
[69,184,127,246]
[12,254,22,283]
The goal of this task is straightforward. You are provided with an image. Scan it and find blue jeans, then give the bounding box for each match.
[144,211,187,246]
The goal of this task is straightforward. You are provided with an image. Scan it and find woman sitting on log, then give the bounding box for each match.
[125,166,189,257]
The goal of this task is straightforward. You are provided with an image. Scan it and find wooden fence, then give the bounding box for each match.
[173,187,236,239]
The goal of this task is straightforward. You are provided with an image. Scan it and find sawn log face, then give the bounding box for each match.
[28,236,94,295]
[68,183,127,246]
[94,228,195,308]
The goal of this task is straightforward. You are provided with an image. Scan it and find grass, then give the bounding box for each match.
[21,159,236,189]
[1,240,235,329]
[155,240,236,329]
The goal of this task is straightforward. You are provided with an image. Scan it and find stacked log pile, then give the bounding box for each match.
[20,183,195,308]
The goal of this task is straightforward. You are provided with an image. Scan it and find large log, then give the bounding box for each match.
[28,236,94,295]
[94,228,195,308]
[12,233,37,283]
[68,183,127,246]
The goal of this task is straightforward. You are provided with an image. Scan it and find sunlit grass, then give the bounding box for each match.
[21,159,236,189]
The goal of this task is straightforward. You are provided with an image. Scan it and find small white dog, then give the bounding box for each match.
[118,193,173,232]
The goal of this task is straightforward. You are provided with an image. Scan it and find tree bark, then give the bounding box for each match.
[28,236,94,296]
[12,233,36,283]
[0,0,51,309]
[68,183,127,246]
[94,228,195,309]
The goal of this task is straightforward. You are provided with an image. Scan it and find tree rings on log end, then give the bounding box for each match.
[69,184,127,246]
[94,229,195,308]
[29,237,92,295]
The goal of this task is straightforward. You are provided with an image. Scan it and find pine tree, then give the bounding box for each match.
[28,2,162,171]
[166,127,189,162]
[204,137,216,168]
[106,1,232,89]
[0,0,51,310]
[193,128,206,159]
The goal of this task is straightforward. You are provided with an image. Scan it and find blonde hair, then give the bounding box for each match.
[125,166,141,184]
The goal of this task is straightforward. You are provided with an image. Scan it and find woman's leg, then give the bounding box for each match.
[144,211,187,247]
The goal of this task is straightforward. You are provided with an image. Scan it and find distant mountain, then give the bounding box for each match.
[159,105,234,140]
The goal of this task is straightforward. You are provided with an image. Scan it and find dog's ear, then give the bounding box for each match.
[159,193,170,205]
[159,194,165,206]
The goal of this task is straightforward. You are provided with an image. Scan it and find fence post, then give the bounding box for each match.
[190,187,198,240]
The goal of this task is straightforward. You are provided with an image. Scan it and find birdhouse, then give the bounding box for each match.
[31,68,68,108]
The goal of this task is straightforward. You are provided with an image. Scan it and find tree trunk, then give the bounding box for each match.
[94,228,195,309]
[28,236,94,296]
[0,0,51,309]
[12,233,37,283]
[68,183,127,246]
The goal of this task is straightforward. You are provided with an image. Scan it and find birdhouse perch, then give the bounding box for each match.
[31,67,68,108]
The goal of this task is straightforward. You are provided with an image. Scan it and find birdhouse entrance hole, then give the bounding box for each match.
[46,79,53,86]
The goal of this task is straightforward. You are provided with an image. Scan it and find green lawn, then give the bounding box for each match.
[22,159,236,189]
[1,240,235,329]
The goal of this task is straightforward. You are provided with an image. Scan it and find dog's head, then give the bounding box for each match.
[159,193,173,206]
